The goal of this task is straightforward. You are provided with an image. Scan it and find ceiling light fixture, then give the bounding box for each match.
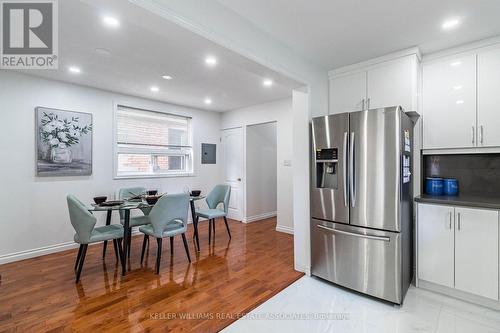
[204,98,212,105]
[68,66,81,74]
[453,85,463,90]
[162,75,173,80]
[456,100,464,105]
[450,61,462,67]
[263,79,273,87]
[150,86,159,92]
[205,56,217,67]
[102,16,120,28]
[442,18,460,31]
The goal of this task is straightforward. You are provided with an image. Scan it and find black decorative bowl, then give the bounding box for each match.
[93,196,107,205]
[190,190,201,197]
[147,190,158,196]
[145,195,160,205]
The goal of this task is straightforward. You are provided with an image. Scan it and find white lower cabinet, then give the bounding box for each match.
[454,207,499,300]
[418,203,499,301]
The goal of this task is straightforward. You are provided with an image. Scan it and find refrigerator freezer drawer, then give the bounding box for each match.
[311,219,403,304]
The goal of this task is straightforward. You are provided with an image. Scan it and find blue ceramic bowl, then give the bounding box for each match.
[443,178,458,196]
[426,177,444,195]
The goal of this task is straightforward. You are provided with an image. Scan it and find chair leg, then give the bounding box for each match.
[74,244,83,271]
[141,235,148,264]
[117,238,124,270]
[223,216,232,239]
[181,233,191,262]
[75,244,88,283]
[208,219,212,245]
[170,236,174,255]
[128,233,132,258]
[156,238,163,274]
[213,218,216,235]
[102,240,108,259]
[112,239,119,262]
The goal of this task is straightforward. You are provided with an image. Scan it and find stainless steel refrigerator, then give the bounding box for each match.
[310,106,417,305]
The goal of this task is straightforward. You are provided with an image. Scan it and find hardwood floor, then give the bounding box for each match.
[0,217,302,332]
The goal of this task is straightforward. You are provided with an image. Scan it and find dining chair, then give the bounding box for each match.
[67,195,124,283]
[196,185,231,245]
[117,187,152,257]
[138,193,191,274]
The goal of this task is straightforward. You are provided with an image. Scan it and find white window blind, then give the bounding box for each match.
[115,105,193,177]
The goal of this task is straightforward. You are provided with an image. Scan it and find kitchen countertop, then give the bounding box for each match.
[415,194,500,210]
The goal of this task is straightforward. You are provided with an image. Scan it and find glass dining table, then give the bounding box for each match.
[88,195,205,275]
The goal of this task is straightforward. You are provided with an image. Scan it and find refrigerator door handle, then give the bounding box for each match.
[343,131,348,206]
[316,224,390,242]
[349,132,356,207]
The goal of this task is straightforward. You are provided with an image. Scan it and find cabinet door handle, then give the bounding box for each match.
[457,212,461,231]
[448,212,452,229]
[367,98,370,110]
[472,126,475,145]
[480,125,484,145]
[361,99,365,111]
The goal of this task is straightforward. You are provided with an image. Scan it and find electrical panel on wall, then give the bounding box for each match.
[201,143,216,164]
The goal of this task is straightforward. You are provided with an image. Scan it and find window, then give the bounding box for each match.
[115,105,193,178]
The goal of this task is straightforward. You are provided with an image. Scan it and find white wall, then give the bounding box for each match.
[0,71,222,263]
[246,122,277,220]
[221,98,294,233]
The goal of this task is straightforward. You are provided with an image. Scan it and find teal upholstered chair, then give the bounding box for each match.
[138,193,191,274]
[67,195,124,283]
[117,187,152,256]
[196,185,231,244]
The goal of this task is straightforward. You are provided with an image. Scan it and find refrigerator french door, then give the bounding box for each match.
[310,106,414,305]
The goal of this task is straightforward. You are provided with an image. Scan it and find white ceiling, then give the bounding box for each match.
[17,0,302,112]
[217,0,500,70]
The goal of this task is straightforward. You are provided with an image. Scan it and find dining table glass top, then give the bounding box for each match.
[87,195,206,211]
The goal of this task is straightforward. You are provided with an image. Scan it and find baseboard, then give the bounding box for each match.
[275,225,294,235]
[0,241,79,265]
[0,228,146,265]
[243,211,277,223]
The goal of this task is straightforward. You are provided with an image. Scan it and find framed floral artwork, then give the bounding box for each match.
[36,107,93,176]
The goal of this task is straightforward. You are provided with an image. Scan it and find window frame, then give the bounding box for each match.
[113,103,195,179]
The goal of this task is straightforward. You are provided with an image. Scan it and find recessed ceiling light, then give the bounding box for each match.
[162,75,173,80]
[150,86,159,92]
[204,98,212,105]
[205,56,217,66]
[456,100,464,105]
[68,66,81,74]
[453,85,463,90]
[102,16,120,28]
[450,61,462,67]
[263,79,274,87]
[442,18,460,31]
[94,48,111,56]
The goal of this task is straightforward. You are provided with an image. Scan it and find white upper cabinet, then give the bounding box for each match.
[367,56,417,111]
[328,50,419,115]
[423,54,476,149]
[329,72,366,114]
[454,207,498,300]
[478,46,500,147]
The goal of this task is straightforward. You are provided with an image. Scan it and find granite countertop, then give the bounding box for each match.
[415,194,500,209]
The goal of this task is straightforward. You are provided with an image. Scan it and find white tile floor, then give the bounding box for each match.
[223,276,500,333]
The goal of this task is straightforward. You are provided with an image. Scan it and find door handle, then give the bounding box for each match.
[448,211,452,229]
[237,178,242,181]
[317,224,390,242]
[457,212,461,230]
[367,98,370,110]
[361,99,365,111]
[472,126,475,145]
[343,131,348,207]
[349,132,355,207]
[480,125,484,145]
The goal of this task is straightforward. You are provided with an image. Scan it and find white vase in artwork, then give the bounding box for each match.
[50,146,73,164]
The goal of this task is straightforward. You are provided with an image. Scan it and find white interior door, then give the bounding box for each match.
[221,128,243,221]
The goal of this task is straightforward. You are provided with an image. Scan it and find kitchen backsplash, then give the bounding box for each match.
[423,154,500,197]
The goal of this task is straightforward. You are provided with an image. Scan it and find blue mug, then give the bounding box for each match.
[426,177,444,195]
[443,178,458,196]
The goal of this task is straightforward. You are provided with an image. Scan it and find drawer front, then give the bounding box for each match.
[311,219,402,303]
